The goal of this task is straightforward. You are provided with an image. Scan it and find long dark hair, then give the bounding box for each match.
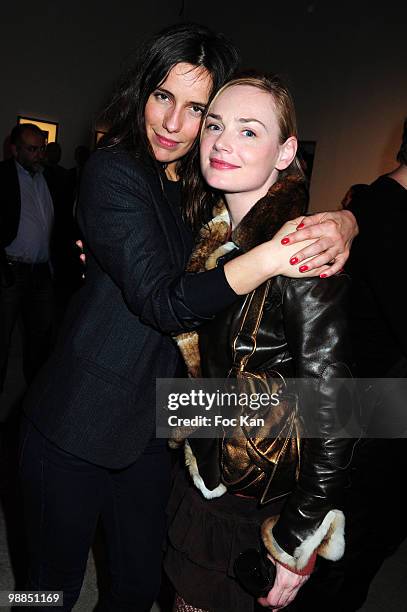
[183,71,306,234]
[98,23,240,162]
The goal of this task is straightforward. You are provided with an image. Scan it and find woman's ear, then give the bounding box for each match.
[276,137,297,171]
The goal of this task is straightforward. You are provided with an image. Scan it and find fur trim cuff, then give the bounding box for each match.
[262,509,345,572]
[184,441,226,500]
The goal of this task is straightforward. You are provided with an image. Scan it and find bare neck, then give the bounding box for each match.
[225,192,257,229]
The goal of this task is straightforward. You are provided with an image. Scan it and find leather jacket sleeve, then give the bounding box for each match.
[262,274,355,572]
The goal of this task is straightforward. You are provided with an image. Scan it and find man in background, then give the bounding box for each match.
[0,123,56,396]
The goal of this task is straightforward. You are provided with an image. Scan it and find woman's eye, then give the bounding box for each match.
[242,129,256,138]
[191,105,204,115]
[154,91,170,102]
[206,123,221,131]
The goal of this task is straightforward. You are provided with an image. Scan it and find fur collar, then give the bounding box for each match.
[232,175,308,252]
[186,175,308,274]
[173,175,308,381]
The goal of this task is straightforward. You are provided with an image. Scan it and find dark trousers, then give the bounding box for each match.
[0,261,55,392]
[19,416,172,611]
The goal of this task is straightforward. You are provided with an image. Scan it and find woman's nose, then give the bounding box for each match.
[163,107,182,133]
[213,132,232,153]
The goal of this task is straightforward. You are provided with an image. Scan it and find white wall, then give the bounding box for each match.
[1,0,406,209]
[185,0,407,210]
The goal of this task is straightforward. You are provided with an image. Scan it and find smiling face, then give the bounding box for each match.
[200,84,297,211]
[144,62,213,178]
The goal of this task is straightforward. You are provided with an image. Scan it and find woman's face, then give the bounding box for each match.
[144,62,213,176]
[200,84,296,201]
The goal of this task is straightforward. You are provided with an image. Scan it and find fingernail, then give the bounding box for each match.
[297,222,305,229]
[299,265,308,273]
[320,273,327,278]
[290,257,299,265]
[281,237,290,245]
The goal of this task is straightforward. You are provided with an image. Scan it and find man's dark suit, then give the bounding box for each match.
[0,157,55,397]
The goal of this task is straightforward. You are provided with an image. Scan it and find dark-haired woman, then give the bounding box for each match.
[20,23,357,612]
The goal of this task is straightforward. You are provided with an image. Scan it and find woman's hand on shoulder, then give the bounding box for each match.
[258,221,329,279]
[278,209,358,277]
[257,557,309,610]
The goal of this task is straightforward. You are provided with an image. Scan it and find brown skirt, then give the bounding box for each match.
[164,466,285,612]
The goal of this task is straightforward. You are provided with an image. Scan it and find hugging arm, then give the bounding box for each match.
[77,151,334,333]
[77,151,238,334]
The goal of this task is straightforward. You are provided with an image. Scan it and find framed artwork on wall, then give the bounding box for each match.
[298,140,317,183]
[17,116,58,144]
[94,130,107,147]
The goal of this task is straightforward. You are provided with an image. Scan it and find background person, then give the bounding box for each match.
[302,117,407,612]
[0,123,55,395]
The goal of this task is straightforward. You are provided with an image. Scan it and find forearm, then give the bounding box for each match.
[79,152,240,334]
[224,232,319,294]
[223,242,275,295]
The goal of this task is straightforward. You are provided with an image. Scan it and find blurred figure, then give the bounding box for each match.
[45,141,63,167]
[295,118,407,612]
[340,183,369,209]
[349,118,407,377]
[345,118,407,610]
[44,142,68,204]
[67,144,90,211]
[44,143,82,314]
[0,123,56,396]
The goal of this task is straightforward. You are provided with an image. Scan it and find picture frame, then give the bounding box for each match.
[17,116,58,144]
[95,130,107,147]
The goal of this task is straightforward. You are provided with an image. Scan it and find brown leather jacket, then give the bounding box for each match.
[174,176,356,573]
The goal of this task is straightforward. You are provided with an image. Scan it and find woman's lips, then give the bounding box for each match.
[209,158,240,170]
[154,132,179,149]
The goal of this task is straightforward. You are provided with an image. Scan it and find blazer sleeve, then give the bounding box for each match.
[262,274,356,574]
[77,150,237,334]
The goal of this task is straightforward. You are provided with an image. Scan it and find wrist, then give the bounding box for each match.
[255,242,279,279]
[342,209,358,239]
[275,551,317,576]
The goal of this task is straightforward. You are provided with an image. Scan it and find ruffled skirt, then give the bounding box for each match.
[164,466,284,612]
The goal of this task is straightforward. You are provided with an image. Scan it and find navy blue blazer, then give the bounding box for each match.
[24,149,236,468]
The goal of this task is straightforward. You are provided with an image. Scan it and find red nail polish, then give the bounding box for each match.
[290,257,298,265]
[320,273,327,278]
[299,265,308,272]
[297,222,304,229]
[281,238,290,245]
